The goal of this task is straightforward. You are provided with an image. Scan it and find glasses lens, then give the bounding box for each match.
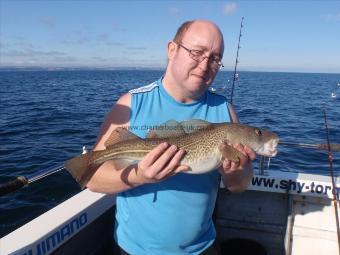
[189,50,203,61]
[181,43,223,70]
[210,60,223,70]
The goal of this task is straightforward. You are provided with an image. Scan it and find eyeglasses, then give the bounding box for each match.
[176,43,224,70]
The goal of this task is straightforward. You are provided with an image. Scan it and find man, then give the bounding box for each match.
[87,20,255,255]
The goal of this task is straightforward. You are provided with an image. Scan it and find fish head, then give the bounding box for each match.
[222,123,279,157]
[254,132,279,157]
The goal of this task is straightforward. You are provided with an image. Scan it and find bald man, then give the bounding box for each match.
[87,20,254,255]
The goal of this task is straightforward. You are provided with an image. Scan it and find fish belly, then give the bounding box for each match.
[185,153,221,174]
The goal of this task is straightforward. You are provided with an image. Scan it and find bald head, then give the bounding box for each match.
[174,20,223,43]
[173,20,224,55]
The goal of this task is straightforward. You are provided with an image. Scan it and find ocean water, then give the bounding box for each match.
[0,70,339,237]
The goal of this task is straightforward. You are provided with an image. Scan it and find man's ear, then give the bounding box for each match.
[167,41,177,60]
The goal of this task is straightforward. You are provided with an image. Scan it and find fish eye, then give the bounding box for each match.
[255,129,262,136]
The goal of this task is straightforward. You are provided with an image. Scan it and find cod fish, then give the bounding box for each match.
[65,119,279,187]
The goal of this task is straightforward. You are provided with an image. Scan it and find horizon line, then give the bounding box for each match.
[0,65,339,75]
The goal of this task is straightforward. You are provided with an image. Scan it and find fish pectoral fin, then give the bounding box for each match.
[180,119,212,134]
[105,127,140,148]
[146,120,186,138]
[218,141,245,163]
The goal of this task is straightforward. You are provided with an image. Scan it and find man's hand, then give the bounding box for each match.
[135,142,189,184]
[218,143,256,192]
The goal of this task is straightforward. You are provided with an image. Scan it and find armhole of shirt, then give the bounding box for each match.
[226,101,235,123]
[128,92,136,127]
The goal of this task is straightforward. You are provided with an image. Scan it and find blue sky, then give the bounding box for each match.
[1,0,339,73]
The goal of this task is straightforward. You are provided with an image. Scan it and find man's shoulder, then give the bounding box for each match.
[129,81,159,94]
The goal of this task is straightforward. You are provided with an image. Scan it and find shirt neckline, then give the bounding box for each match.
[158,78,207,107]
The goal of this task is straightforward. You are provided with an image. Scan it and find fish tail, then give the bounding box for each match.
[64,152,95,188]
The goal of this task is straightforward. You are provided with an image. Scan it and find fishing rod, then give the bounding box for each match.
[323,108,340,253]
[229,16,244,105]
[0,146,87,197]
[227,17,244,124]
[279,141,340,152]
[0,164,65,197]
[258,140,340,175]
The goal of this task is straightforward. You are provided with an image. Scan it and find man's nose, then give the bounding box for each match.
[198,56,209,71]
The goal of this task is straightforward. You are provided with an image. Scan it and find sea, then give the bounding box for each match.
[0,70,339,237]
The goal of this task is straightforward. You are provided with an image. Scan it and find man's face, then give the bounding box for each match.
[169,22,224,98]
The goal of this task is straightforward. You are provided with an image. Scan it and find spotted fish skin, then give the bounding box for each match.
[65,120,279,187]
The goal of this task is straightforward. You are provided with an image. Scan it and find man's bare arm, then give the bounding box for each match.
[86,93,188,194]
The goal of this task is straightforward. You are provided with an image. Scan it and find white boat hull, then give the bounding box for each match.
[1,170,339,255]
[0,189,116,255]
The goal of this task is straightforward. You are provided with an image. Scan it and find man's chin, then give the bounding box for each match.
[186,82,209,98]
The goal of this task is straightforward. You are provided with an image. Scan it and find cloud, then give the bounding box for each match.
[38,16,56,28]
[1,39,68,65]
[126,47,147,51]
[11,36,25,41]
[2,36,35,48]
[53,56,77,62]
[92,56,114,62]
[61,37,90,45]
[3,41,35,48]
[63,30,122,46]
[112,22,127,32]
[2,48,77,66]
[98,33,109,41]
[106,42,124,46]
[60,32,122,46]
[2,49,66,57]
[168,7,181,17]
[322,12,340,21]
[223,2,238,15]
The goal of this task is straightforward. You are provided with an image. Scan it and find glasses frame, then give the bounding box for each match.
[176,43,224,70]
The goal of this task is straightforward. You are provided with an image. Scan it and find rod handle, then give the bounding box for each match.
[320,144,340,152]
[0,176,29,197]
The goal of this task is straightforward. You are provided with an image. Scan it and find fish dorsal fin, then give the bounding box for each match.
[146,120,186,139]
[146,119,212,138]
[104,127,140,148]
[180,119,212,134]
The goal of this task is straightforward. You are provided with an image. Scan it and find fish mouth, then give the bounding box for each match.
[268,149,278,157]
[257,138,279,157]
[266,138,279,157]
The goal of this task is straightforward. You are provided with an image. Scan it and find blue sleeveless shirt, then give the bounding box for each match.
[115,78,230,255]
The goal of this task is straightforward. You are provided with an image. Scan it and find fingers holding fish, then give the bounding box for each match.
[151,145,186,179]
[219,143,253,174]
[221,159,240,171]
[222,159,232,170]
[174,164,190,174]
[136,142,170,182]
[218,143,255,192]
[243,145,256,160]
[136,143,187,183]
[220,161,254,193]
[230,143,256,166]
[157,148,188,178]
[141,142,170,167]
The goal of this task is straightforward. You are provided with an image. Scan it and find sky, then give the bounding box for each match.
[1,0,340,73]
